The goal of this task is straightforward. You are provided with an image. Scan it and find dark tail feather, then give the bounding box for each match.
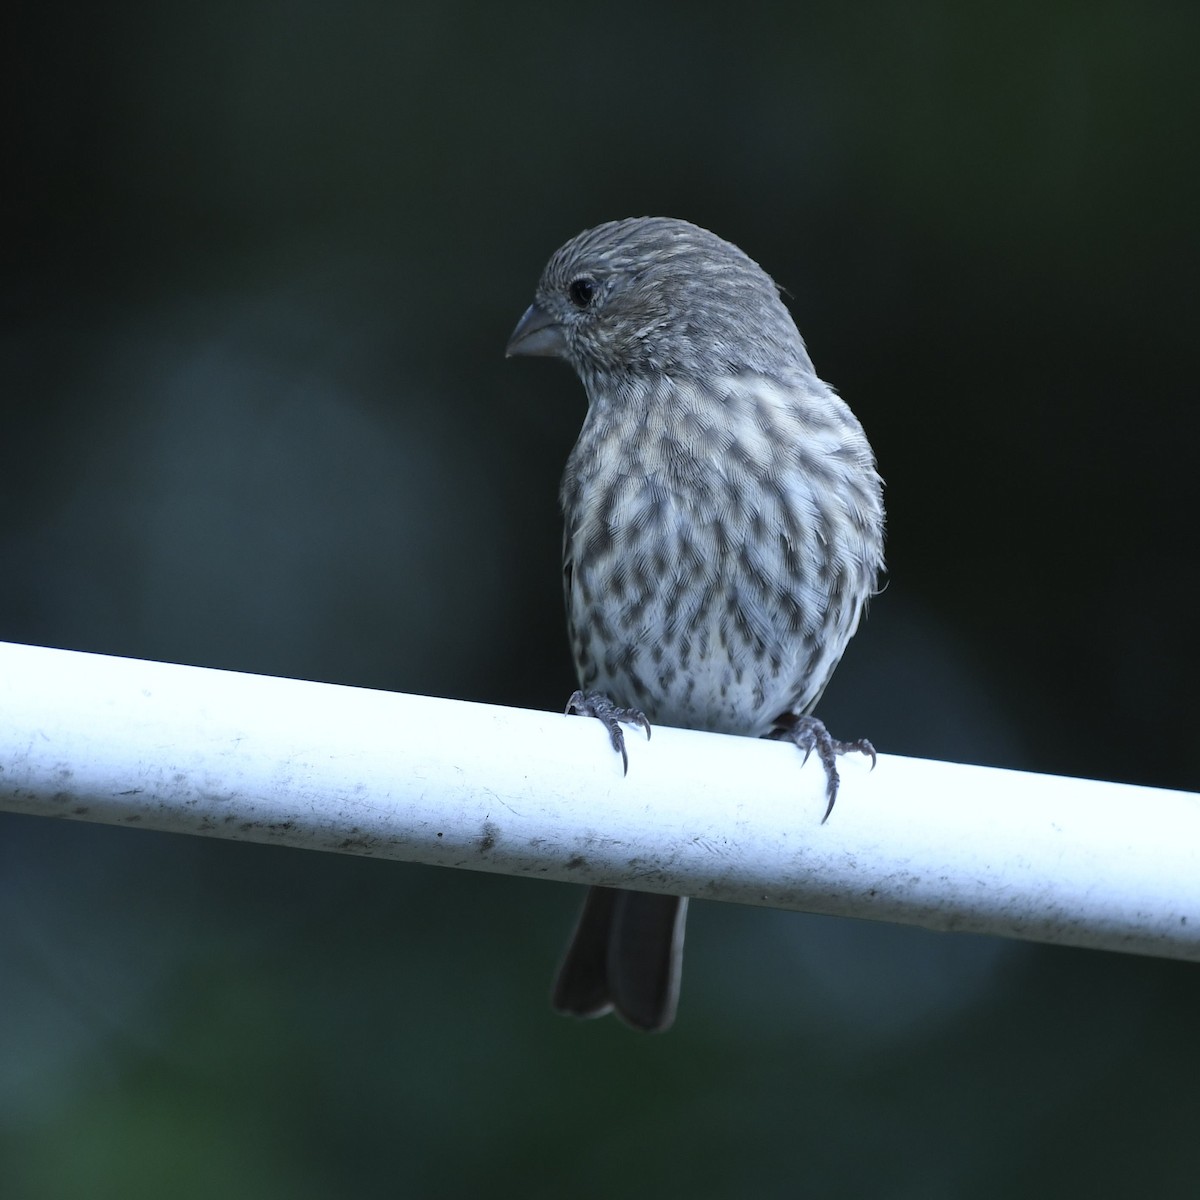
[552,886,688,1033]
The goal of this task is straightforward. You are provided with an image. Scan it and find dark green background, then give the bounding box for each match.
[3,3,1196,1196]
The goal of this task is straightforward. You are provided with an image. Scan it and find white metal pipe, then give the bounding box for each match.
[1,640,1195,960]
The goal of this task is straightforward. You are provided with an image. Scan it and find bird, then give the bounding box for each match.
[506,217,884,1032]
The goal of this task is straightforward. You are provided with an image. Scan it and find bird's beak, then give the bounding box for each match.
[506,303,567,358]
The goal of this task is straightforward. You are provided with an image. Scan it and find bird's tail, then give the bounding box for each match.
[552,886,688,1033]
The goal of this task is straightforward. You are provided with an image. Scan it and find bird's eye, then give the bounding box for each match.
[567,277,597,309]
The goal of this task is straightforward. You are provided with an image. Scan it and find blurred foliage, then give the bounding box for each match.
[2,1,1197,1196]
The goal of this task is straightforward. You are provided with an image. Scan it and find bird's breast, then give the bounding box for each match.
[559,372,882,735]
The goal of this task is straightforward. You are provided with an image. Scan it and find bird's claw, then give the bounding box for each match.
[767,714,875,824]
[566,690,651,776]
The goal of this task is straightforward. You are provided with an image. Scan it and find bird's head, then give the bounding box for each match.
[506,217,811,386]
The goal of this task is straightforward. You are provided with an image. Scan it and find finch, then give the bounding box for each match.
[506,217,884,1032]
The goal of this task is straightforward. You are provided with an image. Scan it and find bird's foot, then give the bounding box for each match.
[766,713,876,824]
[566,690,651,775]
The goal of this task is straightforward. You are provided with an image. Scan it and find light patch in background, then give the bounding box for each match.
[10,282,516,696]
